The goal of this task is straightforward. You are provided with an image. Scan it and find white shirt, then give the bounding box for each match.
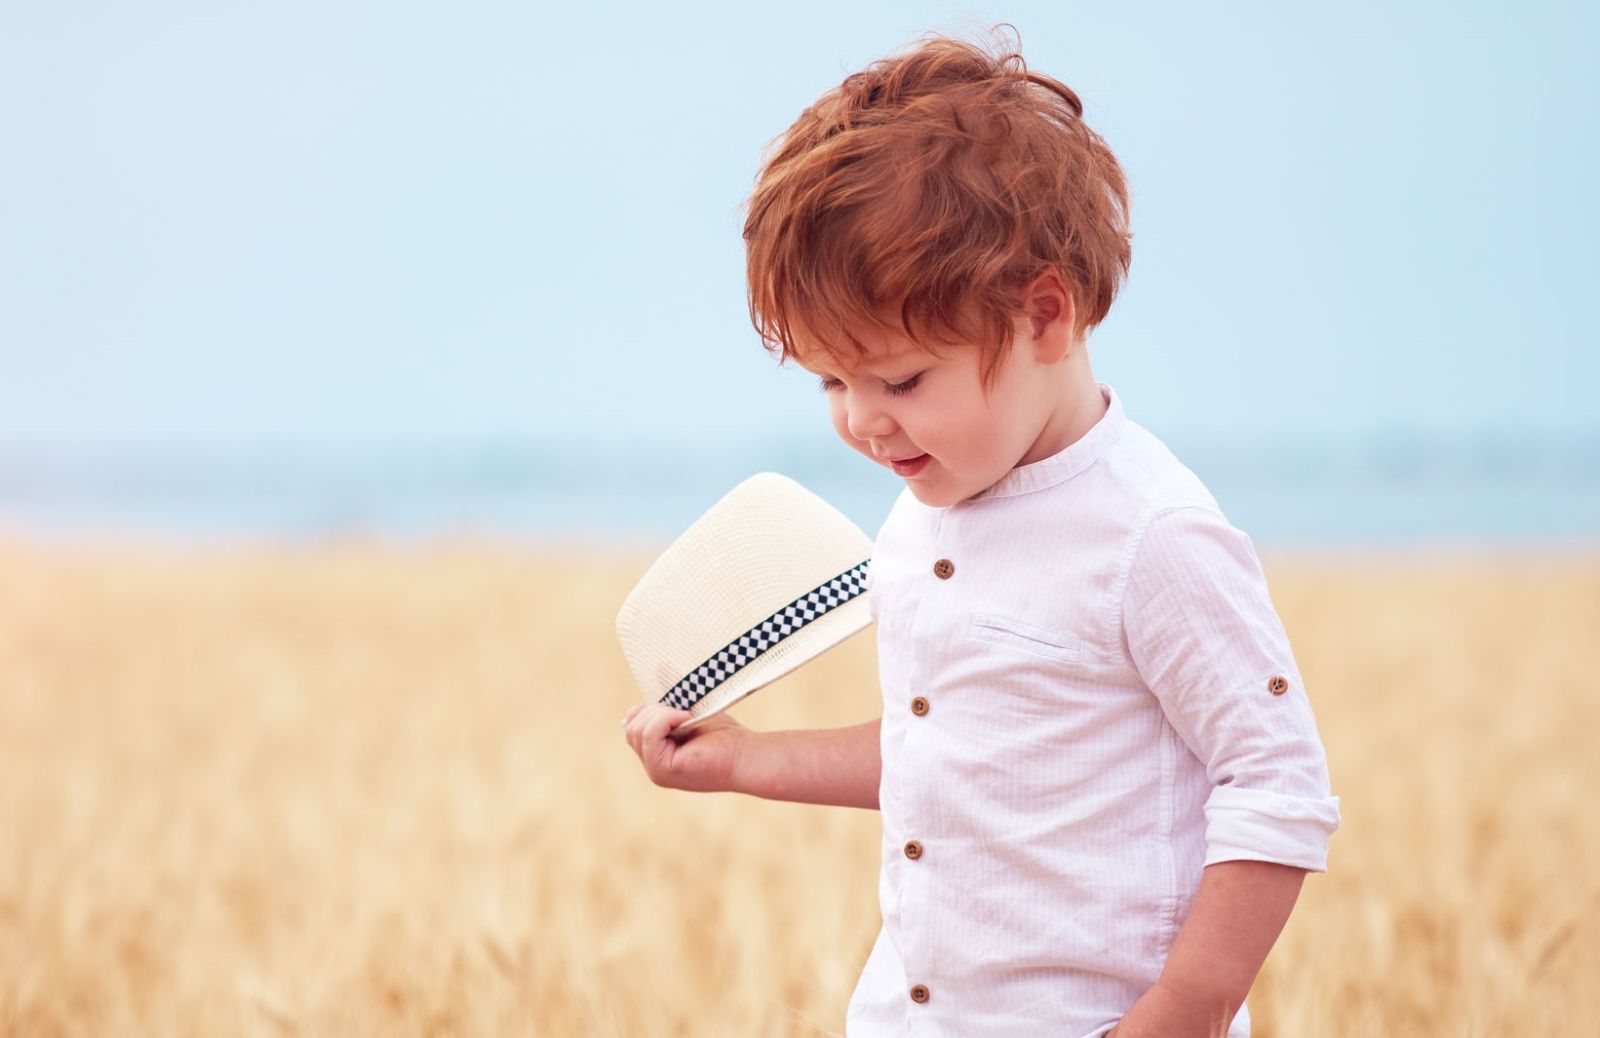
[845,381,1341,1038]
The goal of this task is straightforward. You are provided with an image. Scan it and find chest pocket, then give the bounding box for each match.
[967,612,1084,664]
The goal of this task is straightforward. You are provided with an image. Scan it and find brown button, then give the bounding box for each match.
[909,983,930,1004]
[1268,675,1289,695]
[932,558,954,579]
[910,695,930,716]
[903,839,923,860]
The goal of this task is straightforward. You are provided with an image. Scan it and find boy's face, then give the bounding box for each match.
[794,288,1084,508]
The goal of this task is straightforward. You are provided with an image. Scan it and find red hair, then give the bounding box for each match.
[741,24,1133,391]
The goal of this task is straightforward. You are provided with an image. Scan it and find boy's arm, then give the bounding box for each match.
[731,715,882,810]
[1117,505,1341,1033]
[1108,860,1306,1037]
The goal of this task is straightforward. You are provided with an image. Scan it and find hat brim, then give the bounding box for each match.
[668,593,874,734]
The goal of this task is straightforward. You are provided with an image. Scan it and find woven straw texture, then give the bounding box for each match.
[615,471,874,730]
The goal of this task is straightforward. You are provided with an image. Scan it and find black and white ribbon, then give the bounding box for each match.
[659,559,871,711]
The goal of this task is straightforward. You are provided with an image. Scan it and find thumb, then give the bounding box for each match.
[662,708,698,741]
[642,705,687,742]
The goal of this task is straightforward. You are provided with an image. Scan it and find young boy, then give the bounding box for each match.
[621,27,1339,1038]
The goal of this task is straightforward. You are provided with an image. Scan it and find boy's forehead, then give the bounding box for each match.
[795,335,933,374]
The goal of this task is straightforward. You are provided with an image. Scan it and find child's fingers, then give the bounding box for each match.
[641,705,689,744]
[621,704,658,751]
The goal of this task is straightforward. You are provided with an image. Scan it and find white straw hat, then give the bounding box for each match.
[615,471,874,733]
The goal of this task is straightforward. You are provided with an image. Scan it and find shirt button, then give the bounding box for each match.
[932,558,954,579]
[909,983,930,1004]
[1268,674,1289,695]
[910,695,930,716]
[903,839,923,860]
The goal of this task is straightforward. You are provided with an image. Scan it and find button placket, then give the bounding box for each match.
[894,512,951,1017]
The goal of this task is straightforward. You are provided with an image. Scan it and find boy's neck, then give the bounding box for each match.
[1014,352,1107,469]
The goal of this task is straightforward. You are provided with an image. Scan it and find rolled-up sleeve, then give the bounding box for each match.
[1121,504,1341,871]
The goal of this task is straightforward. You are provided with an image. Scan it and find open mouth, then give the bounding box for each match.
[889,453,930,476]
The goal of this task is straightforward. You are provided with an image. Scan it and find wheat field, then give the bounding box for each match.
[1,537,1596,1036]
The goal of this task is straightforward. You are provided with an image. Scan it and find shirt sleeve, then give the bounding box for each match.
[1121,504,1341,872]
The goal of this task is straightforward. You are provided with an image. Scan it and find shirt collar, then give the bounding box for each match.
[966,382,1126,503]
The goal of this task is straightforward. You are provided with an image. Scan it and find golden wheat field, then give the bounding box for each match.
[1,536,1597,1036]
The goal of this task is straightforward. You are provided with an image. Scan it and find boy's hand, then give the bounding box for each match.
[619,703,750,794]
[1105,978,1229,1038]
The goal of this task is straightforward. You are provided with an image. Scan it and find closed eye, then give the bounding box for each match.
[816,373,922,397]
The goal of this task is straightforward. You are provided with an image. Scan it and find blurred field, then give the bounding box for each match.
[1,537,1597,1036]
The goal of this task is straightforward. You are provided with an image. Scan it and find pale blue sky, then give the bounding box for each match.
[2,1,1596,456]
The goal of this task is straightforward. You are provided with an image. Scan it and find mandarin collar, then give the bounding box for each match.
[963,382,1127,503]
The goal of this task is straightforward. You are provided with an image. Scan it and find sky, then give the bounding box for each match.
[1,0,1596,459]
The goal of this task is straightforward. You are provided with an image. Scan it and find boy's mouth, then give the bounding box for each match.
[889,453,930,476]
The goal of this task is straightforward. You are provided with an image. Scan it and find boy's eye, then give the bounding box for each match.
[816,373,921,397]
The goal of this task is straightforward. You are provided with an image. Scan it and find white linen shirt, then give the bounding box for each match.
[844,381,1341,1038]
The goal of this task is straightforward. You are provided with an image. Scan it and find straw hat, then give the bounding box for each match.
[615,471,874,733]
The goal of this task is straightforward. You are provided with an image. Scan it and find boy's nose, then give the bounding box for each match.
[845,396,895,441]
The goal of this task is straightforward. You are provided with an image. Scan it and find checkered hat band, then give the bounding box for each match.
[658,559,871,712]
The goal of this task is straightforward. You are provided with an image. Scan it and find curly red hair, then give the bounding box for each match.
[741,24,1133,391]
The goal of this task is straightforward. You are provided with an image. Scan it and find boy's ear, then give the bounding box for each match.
[1019,269,1077,363]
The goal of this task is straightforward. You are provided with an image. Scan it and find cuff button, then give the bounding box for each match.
[1268,675,1289,695]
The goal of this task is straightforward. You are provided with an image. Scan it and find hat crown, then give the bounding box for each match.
[615,471,873,704]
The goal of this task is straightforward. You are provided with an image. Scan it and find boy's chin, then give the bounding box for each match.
[904,479,963,509]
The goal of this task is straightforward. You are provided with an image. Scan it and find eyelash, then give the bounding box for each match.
[816,374,922,397]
